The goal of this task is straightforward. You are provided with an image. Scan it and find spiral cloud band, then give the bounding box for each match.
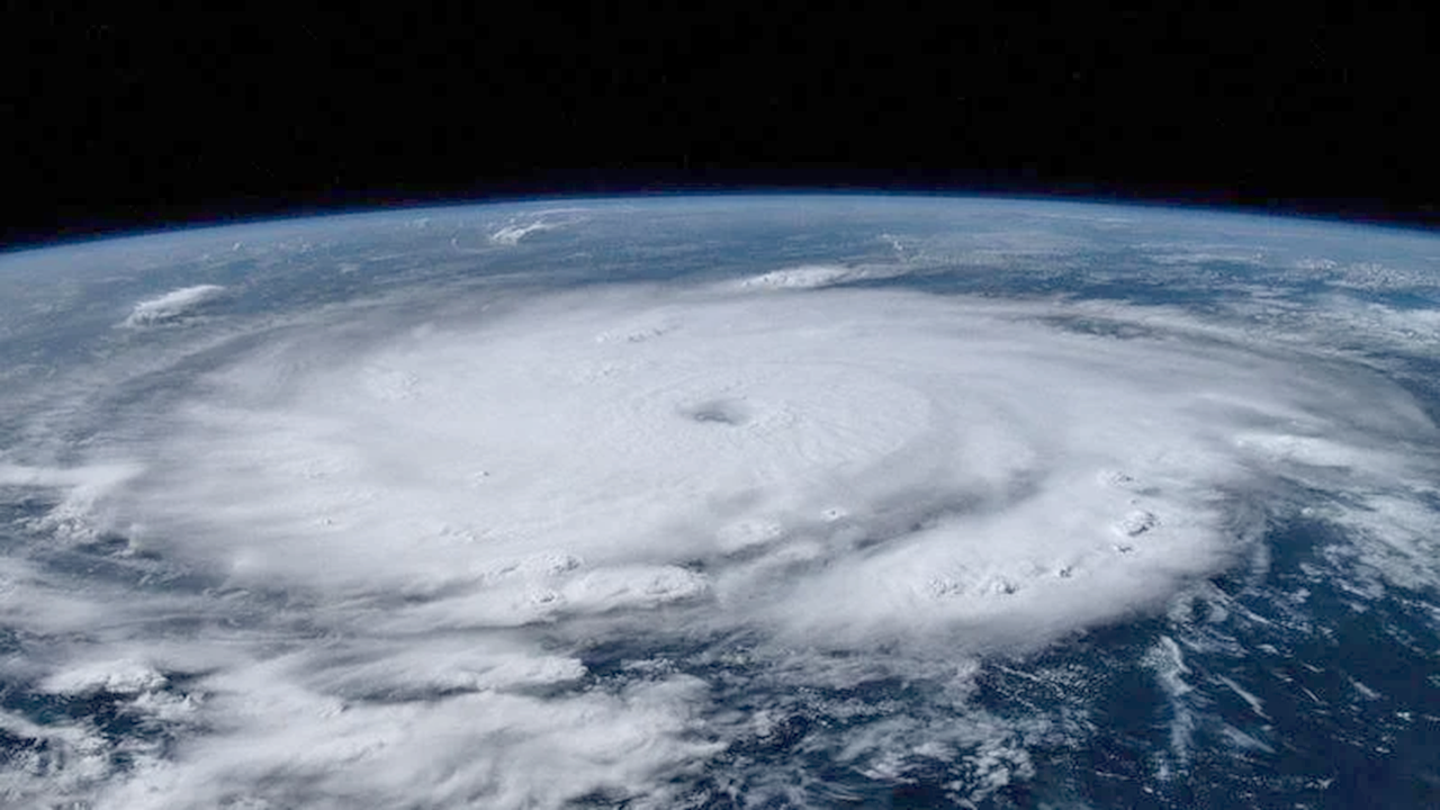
[111,286,1409,645]
[2,201,1438,808]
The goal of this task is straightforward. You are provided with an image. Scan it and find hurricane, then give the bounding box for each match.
[1,196,1437,808]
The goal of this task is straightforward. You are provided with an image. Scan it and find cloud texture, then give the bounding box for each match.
[1,203,1437,808]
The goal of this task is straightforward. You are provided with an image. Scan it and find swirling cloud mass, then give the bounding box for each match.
[1,198,1437,808]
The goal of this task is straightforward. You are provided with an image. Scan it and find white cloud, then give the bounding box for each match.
[734,264,860,289]
[488,221,557,245]
[101,670,721,810]
[41,658,168,696]
[120,285,226,327]
[487,211,588,246]
[4,270,1438,806]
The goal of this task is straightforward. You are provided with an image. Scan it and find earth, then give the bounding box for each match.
[0,195,1437,809]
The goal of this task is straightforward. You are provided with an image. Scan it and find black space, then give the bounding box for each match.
[2,6,1434,248]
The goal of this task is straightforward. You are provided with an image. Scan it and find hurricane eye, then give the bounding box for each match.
[683,399,749,426]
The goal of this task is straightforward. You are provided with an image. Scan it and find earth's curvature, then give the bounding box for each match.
[0,195,1437,809]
